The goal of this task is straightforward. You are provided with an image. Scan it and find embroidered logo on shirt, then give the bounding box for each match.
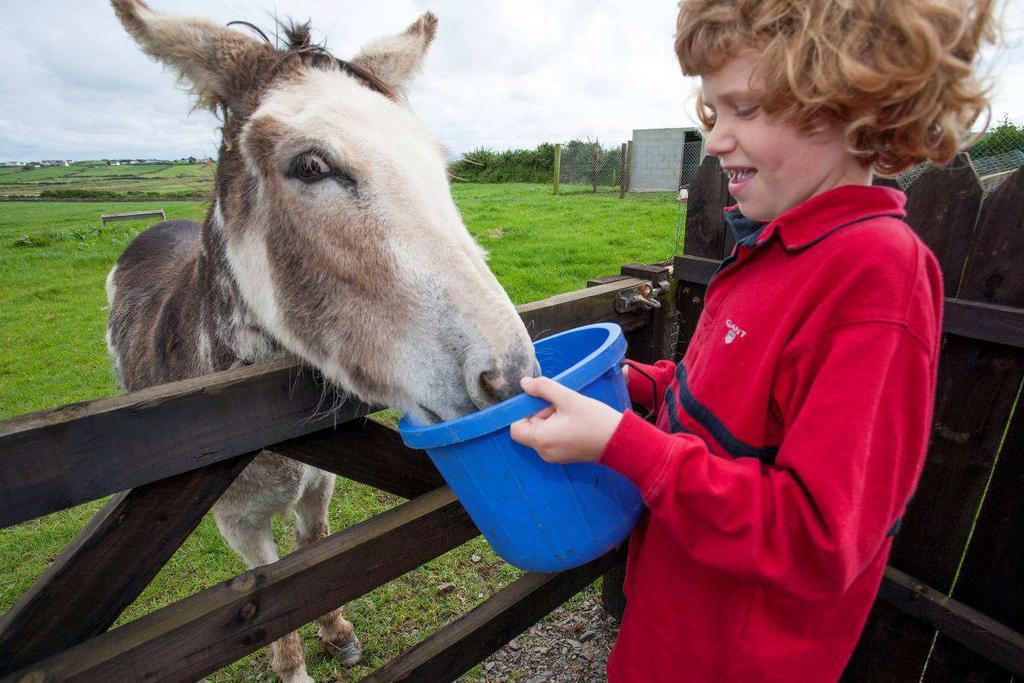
[725,319,747,344]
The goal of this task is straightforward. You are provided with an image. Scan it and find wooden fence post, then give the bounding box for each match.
[625,141,633,194]
[592,145,600,193]
[553,144,561,196]
[619,143,628,199]
[601,549,628,621]
[601,261,678,621]
[674,156,732,361]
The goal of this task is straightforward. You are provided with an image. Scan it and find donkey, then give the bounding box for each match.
[106,2,537,681]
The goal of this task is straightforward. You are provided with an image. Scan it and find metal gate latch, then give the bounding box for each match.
[616,282,665,313]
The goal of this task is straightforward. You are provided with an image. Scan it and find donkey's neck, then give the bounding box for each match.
[196,198,282,369]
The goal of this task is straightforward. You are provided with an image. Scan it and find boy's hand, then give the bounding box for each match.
[510,376,624,463]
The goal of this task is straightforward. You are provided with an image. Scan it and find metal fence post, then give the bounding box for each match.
[553,144,561,195]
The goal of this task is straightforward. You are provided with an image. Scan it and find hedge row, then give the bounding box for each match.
[448,144,558,183]
[39,188,206,200]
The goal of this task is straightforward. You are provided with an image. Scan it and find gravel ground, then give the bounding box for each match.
[462,595,621,682]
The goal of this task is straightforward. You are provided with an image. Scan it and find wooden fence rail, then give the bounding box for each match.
[100,210,165,224]
[0,276,653,531]
[365,547,628,682]
[4,487,477,682]
[672,254,1024,351]
[676,154,1024,681]
[0,454,257,672]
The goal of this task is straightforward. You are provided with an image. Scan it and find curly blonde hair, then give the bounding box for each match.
[676,0,998,175]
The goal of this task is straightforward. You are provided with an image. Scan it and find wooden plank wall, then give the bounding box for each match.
[920,165,1024,682]
[672,155,1024,681]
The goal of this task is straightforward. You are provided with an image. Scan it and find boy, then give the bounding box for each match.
[511,0,997,680]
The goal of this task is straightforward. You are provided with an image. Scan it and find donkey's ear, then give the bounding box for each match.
[111,0,271,111]
[351,12,438,93]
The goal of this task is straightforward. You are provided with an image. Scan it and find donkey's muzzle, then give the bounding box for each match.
[466,348,540,410]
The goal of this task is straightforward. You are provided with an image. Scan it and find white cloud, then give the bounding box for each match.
[1,0,1020,161]
[983,0,1024,127]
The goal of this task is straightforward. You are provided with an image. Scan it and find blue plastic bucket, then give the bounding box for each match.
[397,323,644,572]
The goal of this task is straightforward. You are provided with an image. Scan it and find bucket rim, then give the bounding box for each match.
[397,322,626,448]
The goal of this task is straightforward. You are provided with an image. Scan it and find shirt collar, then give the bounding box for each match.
[724,185,907,252]
[724,207,763,246]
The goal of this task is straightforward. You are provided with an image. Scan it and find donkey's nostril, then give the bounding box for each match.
[479,369,508,404]
[466,348,539,411]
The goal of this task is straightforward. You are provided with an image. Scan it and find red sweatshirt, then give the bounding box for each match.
[601,185,942,682]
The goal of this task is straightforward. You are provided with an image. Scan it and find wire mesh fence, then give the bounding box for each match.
[552,130,706,200]
[895,116,1024,197]
[555,140,623,195]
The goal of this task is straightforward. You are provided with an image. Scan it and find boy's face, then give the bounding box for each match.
[700,52,871,223]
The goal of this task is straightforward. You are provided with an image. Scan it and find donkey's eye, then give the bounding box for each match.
[290,153,331,182]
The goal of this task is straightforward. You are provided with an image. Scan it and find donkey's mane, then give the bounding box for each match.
[231,17,398,102]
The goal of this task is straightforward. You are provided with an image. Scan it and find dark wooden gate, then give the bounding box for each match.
[0,273,672,682]
[673,154,1024,680]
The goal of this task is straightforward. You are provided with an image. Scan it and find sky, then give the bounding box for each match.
[1,0,1022,162]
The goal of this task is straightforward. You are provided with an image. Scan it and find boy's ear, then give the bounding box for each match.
[350,12,438,95]
[111,0,272,111]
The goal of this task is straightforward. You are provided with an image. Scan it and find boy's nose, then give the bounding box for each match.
[704,121,734,157]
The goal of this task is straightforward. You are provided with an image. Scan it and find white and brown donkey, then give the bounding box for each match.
[106,2,537,680]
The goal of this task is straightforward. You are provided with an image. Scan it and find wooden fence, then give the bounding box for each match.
[674,153,1024,680]
[0,273,673,682]
[3,156,1022,680]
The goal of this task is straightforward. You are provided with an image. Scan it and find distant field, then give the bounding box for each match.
[0,160,215,198]
[0,184,680,418]
[0,182,681,681]
[0,200,208,417]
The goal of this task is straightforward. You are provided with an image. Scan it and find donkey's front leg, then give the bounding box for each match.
[214,511,314,683]
[294,470,362,667]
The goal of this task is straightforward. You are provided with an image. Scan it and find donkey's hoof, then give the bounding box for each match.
[326,633,362,667]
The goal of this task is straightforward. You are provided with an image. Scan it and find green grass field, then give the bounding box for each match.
[0,176,683,681]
